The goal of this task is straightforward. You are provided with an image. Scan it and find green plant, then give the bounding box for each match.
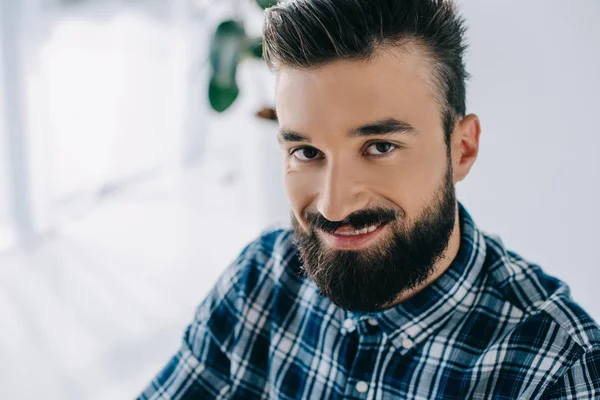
[208,0,278,117]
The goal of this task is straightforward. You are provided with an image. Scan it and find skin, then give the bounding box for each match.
[275,45,481,307]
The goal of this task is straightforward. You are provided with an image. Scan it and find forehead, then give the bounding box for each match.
[275,47,443,139]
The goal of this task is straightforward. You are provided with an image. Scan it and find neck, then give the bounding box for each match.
[381,202,462,308]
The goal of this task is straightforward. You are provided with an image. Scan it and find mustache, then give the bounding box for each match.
[304,208,400,234]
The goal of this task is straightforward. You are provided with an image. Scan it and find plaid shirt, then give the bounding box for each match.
[139,204,600,399]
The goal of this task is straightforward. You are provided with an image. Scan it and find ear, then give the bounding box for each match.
[451,114,481,183]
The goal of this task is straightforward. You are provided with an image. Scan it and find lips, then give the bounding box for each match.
[321,223,388,250]
[333,224,381,236]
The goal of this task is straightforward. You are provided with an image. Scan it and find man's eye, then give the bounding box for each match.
[291,147,322,161]
[365,142,397,156]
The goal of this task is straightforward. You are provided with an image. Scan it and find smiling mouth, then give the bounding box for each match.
[321,222,389,250]
[333,224,381,236]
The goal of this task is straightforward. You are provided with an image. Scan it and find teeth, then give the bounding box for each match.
[335,224,380,236]
[336,230,360,236]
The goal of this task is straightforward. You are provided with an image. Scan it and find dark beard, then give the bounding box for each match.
[292,164,457,312]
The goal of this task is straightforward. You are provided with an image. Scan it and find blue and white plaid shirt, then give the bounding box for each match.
[139,204,600,399]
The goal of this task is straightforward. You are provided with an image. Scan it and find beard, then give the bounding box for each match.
[291,163,457,312]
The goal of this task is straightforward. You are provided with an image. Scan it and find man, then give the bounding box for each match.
[139,0,600,398]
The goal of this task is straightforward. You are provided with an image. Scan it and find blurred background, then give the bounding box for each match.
[0,0,598,398]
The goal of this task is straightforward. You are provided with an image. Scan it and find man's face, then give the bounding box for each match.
[275,47,458,312]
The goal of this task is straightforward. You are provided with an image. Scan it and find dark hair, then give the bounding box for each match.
[262,0,469,145]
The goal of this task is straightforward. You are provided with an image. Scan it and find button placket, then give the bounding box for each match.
[343,319,389,398]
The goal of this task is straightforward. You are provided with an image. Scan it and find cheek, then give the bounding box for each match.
[402,147,448,213]
[284,167,320,215]
[366,149,446,215]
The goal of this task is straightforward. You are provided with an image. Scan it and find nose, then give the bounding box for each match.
[317,162,368,222]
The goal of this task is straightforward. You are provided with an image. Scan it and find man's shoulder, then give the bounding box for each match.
[208,227,303,305]
[462,232,600,396]
[480,231,600,353]
[238,226,301,277]
[196,228,305,346]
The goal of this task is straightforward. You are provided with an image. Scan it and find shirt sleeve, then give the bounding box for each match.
[136,322,232,400]
[541,347,600,399]
[136,237,265,400]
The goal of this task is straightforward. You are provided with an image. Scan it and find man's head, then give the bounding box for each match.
[264,0,481,312]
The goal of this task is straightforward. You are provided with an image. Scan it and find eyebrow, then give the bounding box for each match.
[352,118,417,137]
[279,130,311,143]
[278,118,417,143]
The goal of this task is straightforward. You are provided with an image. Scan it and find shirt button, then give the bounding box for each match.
[367,317,378,326]
[343,319,356,332]
[355,381,368,393]
[401,337,414,349]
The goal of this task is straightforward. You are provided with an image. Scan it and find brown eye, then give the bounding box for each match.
[365,142,397,156]
[292,146,322,161]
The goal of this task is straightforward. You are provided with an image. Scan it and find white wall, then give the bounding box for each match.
[457,0,600,320]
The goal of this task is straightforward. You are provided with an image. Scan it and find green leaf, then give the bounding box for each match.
[255,0,278,9]
[208,20,246,112]
[209,76,239,112]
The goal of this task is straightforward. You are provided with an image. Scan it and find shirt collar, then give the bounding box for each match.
[344,202,488,353]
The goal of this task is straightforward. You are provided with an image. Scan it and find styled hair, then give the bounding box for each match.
[262,0,469,145]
